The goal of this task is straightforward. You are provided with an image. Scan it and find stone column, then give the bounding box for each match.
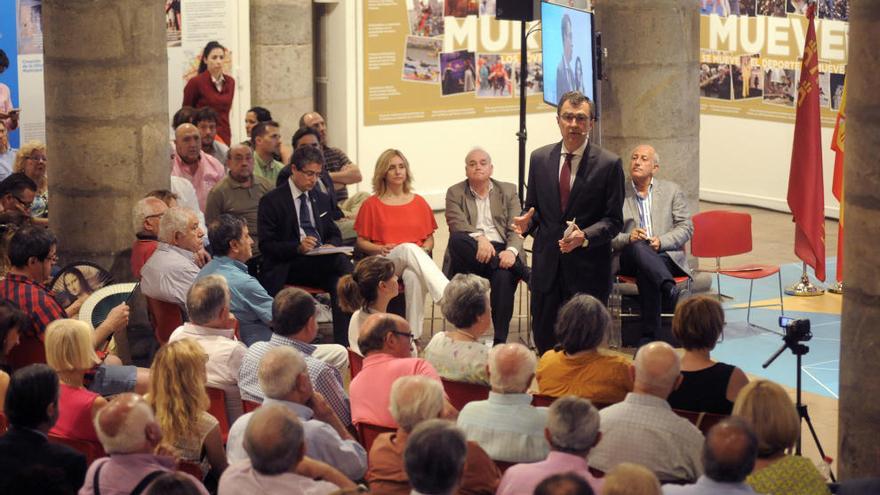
[594,0,700,213]
[838,0,880,480]
[250,0,314,139]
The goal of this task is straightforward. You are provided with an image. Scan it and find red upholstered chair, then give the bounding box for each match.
[531,394,557,407]
[348,348,363,379]
[48,434,106,465]
[177,460,204,479]
[356,422,395,452]
[616,274,692,317]
[673,408,729,436]
[205,386,231,442]
[145,296,185,345]
[691,210,784,326]
[494,460,516,473]
[0,412,7,435]
[242,400,261,413]
[441,378,490,411]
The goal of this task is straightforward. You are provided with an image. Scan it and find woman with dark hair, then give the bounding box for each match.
[183,41,235,145]
[0,49,19,132]
[338,256,399,354]
[536,294,632,404]
[243,105,292,163]
[0,300,27,411]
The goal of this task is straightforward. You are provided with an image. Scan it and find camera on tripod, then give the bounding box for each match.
[779,316,812,342]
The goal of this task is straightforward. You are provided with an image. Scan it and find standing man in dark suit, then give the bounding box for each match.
[513,91,624,354]
[445,147,529,345]
[0,364,87,493]
[257,145,353,345]
[612,144,692,342]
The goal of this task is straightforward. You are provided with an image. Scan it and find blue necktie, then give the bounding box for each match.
[299,193,322,243]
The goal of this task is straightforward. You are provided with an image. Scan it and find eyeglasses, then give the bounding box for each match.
[13,196,33,209]
[145,213,165,220]
[391,330,415,341]
[560,113,591,124]
[297,170,322,179]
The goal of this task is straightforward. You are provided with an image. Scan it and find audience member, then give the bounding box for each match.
[602,463,661,495]
[204,144,272,258]
[663,417,758,494]
[0,364,87,494]
[354,148,449,339]
[140,206,204,307]
[182,41,234,145]
[172,106,197,130]
[131,197,168,278]
[13,141,48,226]
[144,472,206,495]
[368,375,500,495]
[171,123,225,211]
[252,120,285,183]
[0,124,15,181]
[457,343,548,462]
[300,111,362,204]
[0,209,31,278]
[611,144,693,342]
[589,342,703,482]
[219,404,354,494]
[535,473,596,495]
[338,255,400,354]
[169,275,247,422]
[193,106,229,165]
[0,226,131,373]
[351,313,454,428]
[0,300,26,410]
[445,147,529,345]
[537,294,633,403]
[404,419,470,495]
[244,106,292,164]
[81,393,209,495]
[45,319,107,443]
[668,296,748,415]
[238,287,352,425]
[147,339,228,478]
[498,396,604,495]
[258,145,353,344]
[733,380,831,495]
[226,346,366,480]
[425,274,491,384]
[0,172,37,217]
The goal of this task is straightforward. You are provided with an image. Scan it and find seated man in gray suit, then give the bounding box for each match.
[612,144,693,342]
[445,147,529,345]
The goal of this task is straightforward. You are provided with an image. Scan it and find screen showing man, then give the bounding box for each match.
[542,2,596,108]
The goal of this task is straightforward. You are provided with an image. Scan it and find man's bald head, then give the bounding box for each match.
[358,313,410,357]
[299,111,327,143]
[633,341,681,398]
[703,417,757,483]
[94,393,160,454]
[174,123,201,164]
[488,343,536,393]
[244,404,304,475]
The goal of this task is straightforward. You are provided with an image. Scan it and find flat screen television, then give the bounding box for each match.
[541,2,598,112]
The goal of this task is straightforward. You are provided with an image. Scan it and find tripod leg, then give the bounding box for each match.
[799,404,836,483]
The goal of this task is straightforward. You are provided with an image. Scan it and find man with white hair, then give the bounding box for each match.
[368,376,500,495]
[497,396,604,495]
[588,341,704,482]
[169,275,247,422]
[79,393,209,495]
[219,404,355,494]
[130,196,168,278]
[140,206,205,307]
[226,346,367,480]
[456,343,549,462]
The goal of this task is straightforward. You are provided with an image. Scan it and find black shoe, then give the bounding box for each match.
[661,283,680,313]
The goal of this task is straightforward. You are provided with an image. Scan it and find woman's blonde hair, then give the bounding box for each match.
[371,148,413,196]
[147,338,209,446]
[732,379,799,457]
[13,141,48,194]
[45,319,100,373]
[602,462,661,495]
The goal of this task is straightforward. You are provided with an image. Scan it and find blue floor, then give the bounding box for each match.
[709,259,840,398]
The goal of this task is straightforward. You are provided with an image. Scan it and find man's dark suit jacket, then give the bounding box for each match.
[524,141,624,302]
[0,427,87,494]
[257,181,343,295]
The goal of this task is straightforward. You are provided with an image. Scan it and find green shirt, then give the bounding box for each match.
[205,174,273,254]
[254,152,285,184]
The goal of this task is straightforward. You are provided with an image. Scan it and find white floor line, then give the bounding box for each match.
[803,368,839,399]
[802,367,839,372]
[804,359,839,367]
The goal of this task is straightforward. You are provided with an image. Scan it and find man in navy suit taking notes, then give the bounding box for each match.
[513,91,624,354]
[258,145,353,345]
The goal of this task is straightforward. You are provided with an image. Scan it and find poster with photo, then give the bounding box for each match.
[476,54,514,98]
[406,0,444,37]
[479,0,496,16]
[166,0,182,46]
[700,62,732,100]
[445,0,478,17]
[440,50,476,96]
[786,0,809,15]
[757,0,786,17]
[829,73,845,110]
[402,36,441,83]
[732,54,762,100]
[515,52,544,97]
[763,67,795,106]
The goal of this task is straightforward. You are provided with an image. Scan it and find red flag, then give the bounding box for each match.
[830,81,846,282]
[786,5,825,282]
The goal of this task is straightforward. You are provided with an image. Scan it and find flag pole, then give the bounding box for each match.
[785,262,825,296]
[827,281,843,294]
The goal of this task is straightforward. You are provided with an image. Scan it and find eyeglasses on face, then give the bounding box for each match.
[27,155,48,163]
[559,113,591,124]
[391,330,415,341]
[13,196,33,209]
[297,170,322,179]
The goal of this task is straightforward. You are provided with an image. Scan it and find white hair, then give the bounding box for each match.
[634,341,681,395]
[546,396,600,452]
[158,206,195,243]
[488,343,536,393]
[186,275,230,325]
[94,399,155,454]
[464,146,492,164]
[258,346,307,399]
[131,197,164,234]
[389,375,444,432]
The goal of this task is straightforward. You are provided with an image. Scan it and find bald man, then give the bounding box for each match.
[663,417,758,494]
[611,144,693,343]
[82,393,209,495]
[299,111,362,204]
[589,342,704,482]
[171,122,225,211]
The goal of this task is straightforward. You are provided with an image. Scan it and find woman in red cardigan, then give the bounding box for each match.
[183,41,235,145]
